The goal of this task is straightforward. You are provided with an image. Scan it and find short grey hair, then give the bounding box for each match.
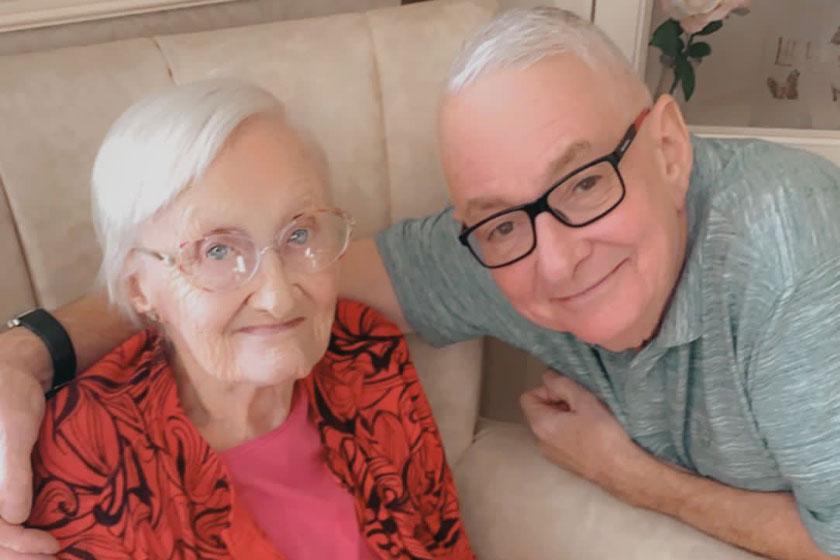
[91,79,285,322]
[447,7,641,93]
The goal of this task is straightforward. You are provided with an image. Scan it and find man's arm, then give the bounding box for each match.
[3,291,137,391]
[521,372,838,560]
[339,238,410,333]
[0,290,134,555]
[617,454,835,560]
[616,444,837,560]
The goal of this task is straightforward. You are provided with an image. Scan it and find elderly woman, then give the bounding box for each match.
[25,80,474,560]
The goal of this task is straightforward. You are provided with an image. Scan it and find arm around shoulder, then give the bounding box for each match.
[0,290,135,531]
[26,375,134,558]
[2,290,136,391]
[339,238,411,333]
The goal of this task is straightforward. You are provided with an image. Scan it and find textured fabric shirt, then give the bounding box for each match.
[377,136,840,554]
[27,301,474,560]
[221,386,376,560]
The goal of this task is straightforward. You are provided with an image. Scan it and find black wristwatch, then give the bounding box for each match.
[6,308,77,391]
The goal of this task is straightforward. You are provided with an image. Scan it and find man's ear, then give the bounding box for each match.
[648,94,692,209]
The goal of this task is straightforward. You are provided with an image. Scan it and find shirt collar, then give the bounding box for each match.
[651,246,703,349]
[647,136,716,350]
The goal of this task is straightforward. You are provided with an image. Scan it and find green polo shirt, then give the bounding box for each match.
[376,136,840,554]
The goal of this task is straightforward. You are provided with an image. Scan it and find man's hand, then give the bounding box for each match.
[521,370,838,560]
[0,518,57,559]
[520,370,648,496]
[0,332,58,558]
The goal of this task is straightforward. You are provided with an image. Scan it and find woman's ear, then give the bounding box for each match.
[123,253,154,317]
[648,94,693,209]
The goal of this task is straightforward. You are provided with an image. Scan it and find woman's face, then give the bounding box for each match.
[128,115,338,387]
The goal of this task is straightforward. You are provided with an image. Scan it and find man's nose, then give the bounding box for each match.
[248,248,296,316]
[531,213,589,281]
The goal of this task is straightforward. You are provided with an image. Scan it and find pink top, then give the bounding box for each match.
[220,386,377,560]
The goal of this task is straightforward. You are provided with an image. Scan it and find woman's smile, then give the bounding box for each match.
[235,317,305,337]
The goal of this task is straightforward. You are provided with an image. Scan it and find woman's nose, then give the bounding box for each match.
[247,248,296,316]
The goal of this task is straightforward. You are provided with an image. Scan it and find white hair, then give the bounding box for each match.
[447,7,642,94]
[91,79,285,322]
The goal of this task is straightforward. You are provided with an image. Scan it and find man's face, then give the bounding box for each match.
[441,55,690,351]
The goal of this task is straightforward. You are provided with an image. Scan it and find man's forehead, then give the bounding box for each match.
[456,137,593,222]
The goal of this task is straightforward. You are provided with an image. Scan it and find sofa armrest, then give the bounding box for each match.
[408,335,483,464]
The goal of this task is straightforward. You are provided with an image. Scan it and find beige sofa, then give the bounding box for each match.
[0,1,763,558]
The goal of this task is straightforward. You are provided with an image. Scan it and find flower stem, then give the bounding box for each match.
[669,30,697,96]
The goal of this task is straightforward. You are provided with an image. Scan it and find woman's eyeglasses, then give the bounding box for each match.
[135,208,354,292]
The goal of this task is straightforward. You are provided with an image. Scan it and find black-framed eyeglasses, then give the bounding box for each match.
[458,108,651,269]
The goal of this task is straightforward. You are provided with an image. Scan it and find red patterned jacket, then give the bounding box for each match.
[27,300,475,559]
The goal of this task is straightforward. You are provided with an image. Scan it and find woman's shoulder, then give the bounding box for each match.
[75,329,164,387]
[332,299,404,340]
[27,330,219,556]
[311,300,415,405]
[35,330,170,461]
[327,300,411,375]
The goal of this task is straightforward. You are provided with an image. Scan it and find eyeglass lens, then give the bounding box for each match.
[468,161,622,267]
[178,210,351,291]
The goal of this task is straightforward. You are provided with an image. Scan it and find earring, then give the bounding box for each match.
[145,309,160,324]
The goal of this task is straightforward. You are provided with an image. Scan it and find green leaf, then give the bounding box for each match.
[675,55,696,100]
[650,19,683,57]
[694,20,723,36]
[687,41,712,59]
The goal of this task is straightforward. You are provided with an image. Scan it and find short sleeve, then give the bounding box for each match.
[748,259,840,555]
[375,207,506,347]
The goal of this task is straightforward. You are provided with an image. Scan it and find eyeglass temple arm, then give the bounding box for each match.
[134,247,175,265]
[613,107,651,158]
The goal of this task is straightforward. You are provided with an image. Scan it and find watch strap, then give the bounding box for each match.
[7,308,77,390]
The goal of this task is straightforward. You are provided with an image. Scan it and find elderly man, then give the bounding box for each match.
[1,7,839,560]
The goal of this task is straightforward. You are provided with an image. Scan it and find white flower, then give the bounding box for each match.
[659,0,751,34]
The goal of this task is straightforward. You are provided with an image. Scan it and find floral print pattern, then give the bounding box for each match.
[27,300,474,560]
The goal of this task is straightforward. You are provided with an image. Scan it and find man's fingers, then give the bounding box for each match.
[521,384,570,413]
[520,386,571,441]
[0,548,56,560]
[0,519,58,556]
[0,373,44,527]
[0,548,55,560]
[0,449,34,525]
[520,386,553,419]
[542,370,587,407]
[520,385,549,405]
[0,550,55,560]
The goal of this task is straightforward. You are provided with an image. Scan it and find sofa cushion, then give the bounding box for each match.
[408,334,483,463]
[368,0,497,221]
[0,39,173,308]
[454,420,764,560]
[155,13,390,239]
[0,183,34,320]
